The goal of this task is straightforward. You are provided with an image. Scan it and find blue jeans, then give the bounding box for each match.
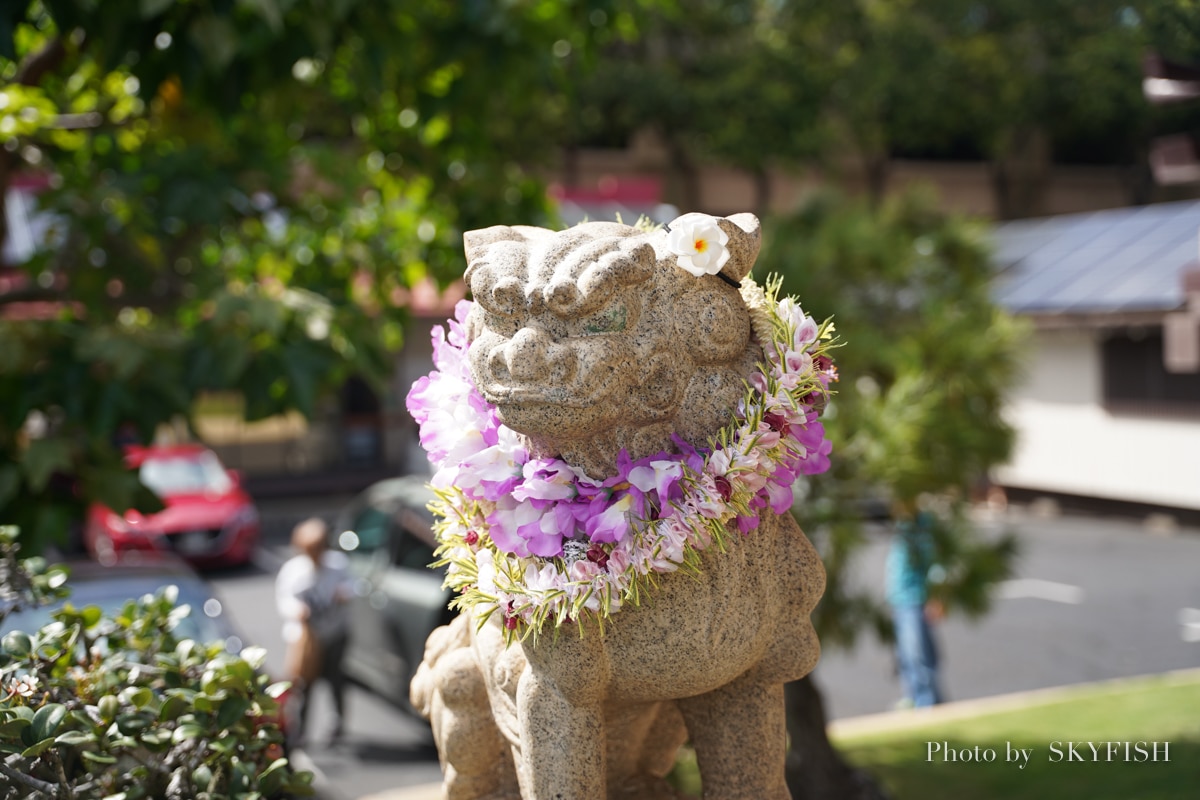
[893,604,942,707]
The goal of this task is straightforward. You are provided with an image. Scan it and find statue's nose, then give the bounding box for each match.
[491,326,577,384]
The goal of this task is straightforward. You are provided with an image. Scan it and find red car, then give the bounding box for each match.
[85,445,260,568]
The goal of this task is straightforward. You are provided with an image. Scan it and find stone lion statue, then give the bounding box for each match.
[409,213,826,800]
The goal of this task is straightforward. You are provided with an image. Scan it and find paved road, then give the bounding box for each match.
[206,494,442,800]
[813,507,1200,718]
[206,499,1200,800]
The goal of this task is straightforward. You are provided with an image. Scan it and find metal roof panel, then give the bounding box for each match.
[991,200,1200,315]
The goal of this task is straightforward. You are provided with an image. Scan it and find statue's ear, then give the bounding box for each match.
[715,213,761,283]
[463,226,524,266]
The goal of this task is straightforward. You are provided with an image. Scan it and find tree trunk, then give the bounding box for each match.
[562,142,580,190]
[785,675,891,800]
[665,134,700,213]
[991,125,1051,220]
[863,153,889,207]
[753,166,771,217]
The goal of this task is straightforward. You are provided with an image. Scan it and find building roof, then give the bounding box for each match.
[991,199,1200,316]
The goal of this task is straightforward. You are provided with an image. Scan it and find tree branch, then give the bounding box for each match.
[0,758,58,797]
[2,36,70,268]
[14,37,67,87]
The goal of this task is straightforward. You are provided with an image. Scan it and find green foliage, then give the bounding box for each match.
[806,0,1149,162]
[0,0,639,554]
[570,0,1160,213]
[759,189,1025,647]
[0,526,70,621]
[0,527,308,800]
[565,1,828,210]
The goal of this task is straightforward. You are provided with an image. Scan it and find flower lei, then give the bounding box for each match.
[406,274,838,643]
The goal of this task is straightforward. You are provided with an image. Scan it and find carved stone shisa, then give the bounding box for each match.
[407,213,830,800]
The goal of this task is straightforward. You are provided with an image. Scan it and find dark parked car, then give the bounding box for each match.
[332,476,455,711]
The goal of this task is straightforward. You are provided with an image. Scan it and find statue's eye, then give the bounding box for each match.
[484,311,521,339]
[583,304,627,335]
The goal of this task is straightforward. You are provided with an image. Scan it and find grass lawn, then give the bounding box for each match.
[833,670,1200,800]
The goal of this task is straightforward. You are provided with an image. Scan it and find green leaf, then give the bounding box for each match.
[192,763,214,788]
[0,464,19,509]
[81,749,118,765]
[140,727,173,748]
[30,703,67,742]
[172,722,205,743]
[21,438,74,492]
[216,695,252,729]
[159,693,190,721]
[139,0,174,18]
[256,775,283,798]
[264,681,291,699]
[20,737,56,757]
[189,15,239,71]
[79,604,103,627]
[238,0,283,33]
[210,737,236,754]
[126,686,153,709]
[55,730,97,747]
[1,630,33,657]
[0,712,32,738]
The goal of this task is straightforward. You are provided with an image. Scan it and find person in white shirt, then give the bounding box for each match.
[276,517,353,746]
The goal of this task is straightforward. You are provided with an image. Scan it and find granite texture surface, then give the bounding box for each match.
[410,213,825,799]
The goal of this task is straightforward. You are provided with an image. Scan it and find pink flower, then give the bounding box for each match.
[584,492,634,544]
[486,496,543,557]
[627,459,684,506]
[687,475,726,519]
[568,558,602,582]
[763,477,795,514]
[513,459,578,503]
[457,427,527,501]
[785,349,814,375]
[777,298,819,348]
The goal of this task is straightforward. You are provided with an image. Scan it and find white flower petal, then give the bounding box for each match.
[666,214,731,279]
[667,226,697,255]
[676,255,708,277]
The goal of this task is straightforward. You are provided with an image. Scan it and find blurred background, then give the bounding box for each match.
[2,2,1200,799]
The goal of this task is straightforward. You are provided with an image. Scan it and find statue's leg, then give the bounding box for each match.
[679,673,790,800]
[515,670,606,800]
[412,617,520,800]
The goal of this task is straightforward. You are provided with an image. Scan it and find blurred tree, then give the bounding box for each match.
[570,0,1156,218]
[1139,0,1200,177]
[789,0,1150,214]
[561,0,829,213]
[757,189,1024,799]
[0,0,645,554]
[1142,0,1200,59]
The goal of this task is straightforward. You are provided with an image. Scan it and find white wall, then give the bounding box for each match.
[995,328,1200,511]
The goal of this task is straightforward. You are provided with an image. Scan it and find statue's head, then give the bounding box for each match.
[463,213,763,478]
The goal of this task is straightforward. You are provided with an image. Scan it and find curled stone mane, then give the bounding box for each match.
[463,213,764,480]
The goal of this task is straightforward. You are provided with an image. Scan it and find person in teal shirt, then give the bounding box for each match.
[885,509,945,708]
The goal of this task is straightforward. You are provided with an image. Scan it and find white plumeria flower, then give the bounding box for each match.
[666,213,731,277]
